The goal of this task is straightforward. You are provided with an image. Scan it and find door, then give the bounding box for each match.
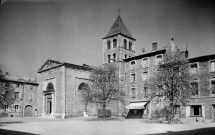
[213,105,215,122]
[47,100,52,114]
[24,105,33,117]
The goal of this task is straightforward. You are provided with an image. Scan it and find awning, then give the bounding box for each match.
[126,102,147,109]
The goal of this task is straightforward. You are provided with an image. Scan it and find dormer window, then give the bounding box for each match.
[113,39,117,48]
[210,60,215,72]
[190,63,198,74]
[107,40,111,49]
[129,41,132,50]
[130,61,135,70]
[123,39,127,49]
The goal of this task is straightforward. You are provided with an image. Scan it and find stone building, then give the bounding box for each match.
[37,59,96,118]
[186,54,215,122]
[1,73,38,117]
[35,14,215,122]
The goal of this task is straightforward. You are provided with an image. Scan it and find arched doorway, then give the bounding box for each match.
[24,105,33,117]
[43,82,55,115]
[78,83,91,116]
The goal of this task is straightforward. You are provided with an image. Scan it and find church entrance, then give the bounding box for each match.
[46,94,52,114]
[43,82,55,116]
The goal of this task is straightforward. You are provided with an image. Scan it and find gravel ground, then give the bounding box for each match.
[0,117,215,135]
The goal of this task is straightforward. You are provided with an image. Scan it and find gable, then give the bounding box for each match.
[37,59,63,73]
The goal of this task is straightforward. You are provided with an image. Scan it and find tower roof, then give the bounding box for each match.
[103,15,135,40]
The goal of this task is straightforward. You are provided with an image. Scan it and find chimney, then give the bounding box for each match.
[152,42,158,51]
[185,44,189,58]
[170,38,176,52]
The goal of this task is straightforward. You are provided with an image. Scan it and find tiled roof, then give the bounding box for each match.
[5,75,38,84]
[103,15,135,40]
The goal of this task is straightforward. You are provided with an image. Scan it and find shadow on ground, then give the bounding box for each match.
[85,116,124,121]
[0,121,24,126]
[145,127,215,135]
[0,128,39,135]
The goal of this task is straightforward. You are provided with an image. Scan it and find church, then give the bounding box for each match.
[37,14,215,122]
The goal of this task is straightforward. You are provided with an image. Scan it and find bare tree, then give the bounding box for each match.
[0,67,15,110]
[147,50,193,122]
[82,64,121,117]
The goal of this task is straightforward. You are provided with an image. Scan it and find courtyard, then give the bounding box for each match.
[0,117,215,135]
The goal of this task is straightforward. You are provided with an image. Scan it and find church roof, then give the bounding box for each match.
[103,15,135,40]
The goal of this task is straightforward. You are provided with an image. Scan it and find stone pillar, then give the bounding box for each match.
[62,66,66,119]
[51,93,55,116]
[42,94,46,116]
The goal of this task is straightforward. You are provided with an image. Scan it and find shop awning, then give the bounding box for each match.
[126,102,147,109]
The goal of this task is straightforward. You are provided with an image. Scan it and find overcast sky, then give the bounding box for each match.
[0,0,215,78]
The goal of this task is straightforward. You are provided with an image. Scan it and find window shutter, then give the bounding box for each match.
[186,106,190,116]
[202,105,205,117]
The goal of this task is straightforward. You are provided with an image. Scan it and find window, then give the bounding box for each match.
[130,61,135,70]
[142,58,148,68]
[15,105,19,112]
[4,105,9,112]
[129,42,132,50]
[123,39,127,49]
[107,40,111,49]
[211,79,215,94]
[113,39,117,48]
[142,71,149,81]
[144,86,148,98]
[190,81,199,96]
[156,55,163,65]
[130,73,136,82]
[174,106,180,114]
[131,87,136,99]
[125,54,127,58]
[30,93,33,101]
[14,92,19,99]
[16,84,20,88]
[108,55,111,63]
[210,60,215,72]
[190,105,202,116]
[113,54,116,62]
[190,63,198,74]
[30,85,33,89]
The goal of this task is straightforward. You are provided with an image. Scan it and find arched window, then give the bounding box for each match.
[46,83,54,91]
[123,39,127,49]
[108,55,111,63]
[129,41,132,50]
[113,54,116,62]
[107,40,111,49]
[113,39,117,48]
[78,83,90,90]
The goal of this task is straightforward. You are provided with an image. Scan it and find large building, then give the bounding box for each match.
[1,73,38,117]
[2,14,214,122]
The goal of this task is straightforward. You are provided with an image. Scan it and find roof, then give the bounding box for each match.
[103,15,135,40]
[124,49,166,62]
[188,54,215,63]
[37,59,96,73]
[4,75,38,85]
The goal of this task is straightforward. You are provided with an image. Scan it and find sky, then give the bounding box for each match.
[0,0,215,78]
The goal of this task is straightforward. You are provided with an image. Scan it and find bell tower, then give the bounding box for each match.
[102,14,136,64]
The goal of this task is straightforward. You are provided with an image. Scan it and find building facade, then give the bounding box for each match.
[1,73,38,117]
